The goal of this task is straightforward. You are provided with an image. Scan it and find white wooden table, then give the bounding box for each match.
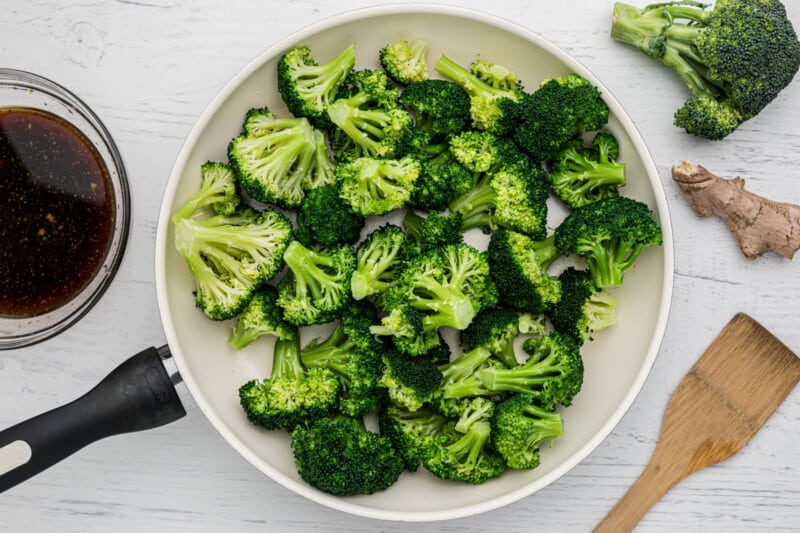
[2,1,799,531]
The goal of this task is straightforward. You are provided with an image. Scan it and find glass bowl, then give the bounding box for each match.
[0,69,130,349]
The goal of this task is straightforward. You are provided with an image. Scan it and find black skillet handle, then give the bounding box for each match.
[0,346,185,493]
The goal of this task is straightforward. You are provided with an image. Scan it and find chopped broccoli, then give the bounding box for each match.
[335,156,421,216]
[370,303,425,348]
[380,38,430,84]
[378,404,448,472]
[171,161,239,222]
[549,132,626,209]
[492,393,564,469]
[291,414,404,496]
[399,79,471,139]
[228,285,296,350]
[554,195,662,289]
[550,267,617,344]
[173,207,292,320]
[276,240,356,326]
[487,228,562,315]
[433,346,494,409]
[610,0,800,139]
[514,74,609,161]
[277,44,356,129]
[296,184,365,246]
[239,331,340,431]
[479,332,584,410]
[406,141,474,211]
[402,209,464,253]
[351,224,411,302]
[380,348,443,411]
[460,307,545,367]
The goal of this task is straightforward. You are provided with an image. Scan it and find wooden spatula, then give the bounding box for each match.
[595,313,800,532]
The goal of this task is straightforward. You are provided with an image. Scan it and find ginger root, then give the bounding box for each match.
[672,161,800,259]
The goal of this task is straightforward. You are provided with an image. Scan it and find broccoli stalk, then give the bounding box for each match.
[549,133,626,209]
[492,393,564,469]
[351,224,410,301]
[171,162,239,223]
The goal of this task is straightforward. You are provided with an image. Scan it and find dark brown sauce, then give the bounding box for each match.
[0,107,115,317]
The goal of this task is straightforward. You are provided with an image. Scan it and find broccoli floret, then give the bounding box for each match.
[410,160,474,212]
[422,397,506,484]
[351,224,411,301]
[379,38,430,84]
[335,156,421,216]
[291,414,404,495]
[478,332,584,410]
[295,184,365,247]
[402,210,464,253]
[460,307,545,367]
[370,303,425,348]
[433,346,494,410]
[228,285,296,350]
[239,331,340,431]
[550,267,617,344]
[554,195,662,289]
[448,130,505,173]
[487,228,562,315]
[610,0,800,139]
[434,54,524,135]
[492,393,564,469]
[399,79,471,139]
[171,161,239,222]
[549,132,626,209]
[228,108,328,208]
[380,348,443,411]
[378,404,448,472]
[276,240,356,326]
[514,74,609,161]
[277,44,356,129]
[173,207,292,320]
[327,69,413,158]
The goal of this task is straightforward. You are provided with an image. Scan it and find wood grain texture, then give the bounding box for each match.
[1,1,800,531]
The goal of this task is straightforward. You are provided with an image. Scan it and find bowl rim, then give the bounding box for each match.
[156,3,674,522]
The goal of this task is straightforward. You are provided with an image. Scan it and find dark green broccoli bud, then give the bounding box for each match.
[171,161,239,222]
[296,184,365,247]
[479,332,584,410]
[228,285,296,350]
[402,210,464,253]
[492,393,564,469]
[380,348,443,411]
[611,0,800,139]
[335,156,421,216]
[228,108,329,208]
[554,195,662,289]
[239,331,340,431]
[379,38,429,84]
[277,44,356,129]
[514,74,609,161]
[291,415,404,495]
[351,224,411,301]
[173,207,292,320]
[434,54,524,135]
[460,307,546,367]
[549,132,626,209]
[399,79,471,139]
[378,404,448,472]
[550,267,617,344]
[487,228,562,315]
[276,240,356,326]
[410,157,474,212]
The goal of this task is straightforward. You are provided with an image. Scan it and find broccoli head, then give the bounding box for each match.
[380,348,443,412]
[296,183,365,247]
[228,285,296,350]
[399,79,471,139]
[460,307,545,367]
[379,38,430,85]
[492,393,564,469]
[335,156,421,216]
[550,267,617,344]
[171,161,239,223]
[378,404,448,472]
[402,210,464,253]
[350,223,412,302]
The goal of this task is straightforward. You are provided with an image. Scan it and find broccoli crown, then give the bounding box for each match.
[554,195,662,289]
[549,132,626,209]
[434,54,524,135]
[378,404,448,471]
[173,207,293,320]
[290,415,404,496]
[276,240,356,326]
[351,223,411,301]
[479,332,584,410]
[487,228,562,315]
[228,108,324,208]
[228,285,296,350]
[410,157,474,212]
[514,74,609,161]
[399,79,471,138]
[379,38,430,85]
[335,156,421,216]
[380,348,444,411]
[611,0,800,139]
[448,130,506,173]
[171,161,239,223]
[489,158,550,239]
[460,307,545,367]
[277,44,356,129]
[239,333,341,431]
[402,210,464,253]
[491,393,564,469]
[296,183,365,247]
[370,303,424,343]
[550,267,617,344]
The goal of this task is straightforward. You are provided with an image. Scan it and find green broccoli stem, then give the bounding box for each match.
[440,347,492,385]
[283,241,341,301]
[300,324,353,378]
[413,283,476,330]
[328,101,389,154]
[441,375,491,400]
[585,291,618,332]
[478,365,561,394]
[520,404,564,445]
[449,175,496,231]
[171,186,222,223]
[272,334,304,380]
[446,420,491,468]
[402,210,426,242]
[297,44,356,103]
[228,323,262,351]
[434,54,503,100]
[532,235,560,272]
[579,237,645,289]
